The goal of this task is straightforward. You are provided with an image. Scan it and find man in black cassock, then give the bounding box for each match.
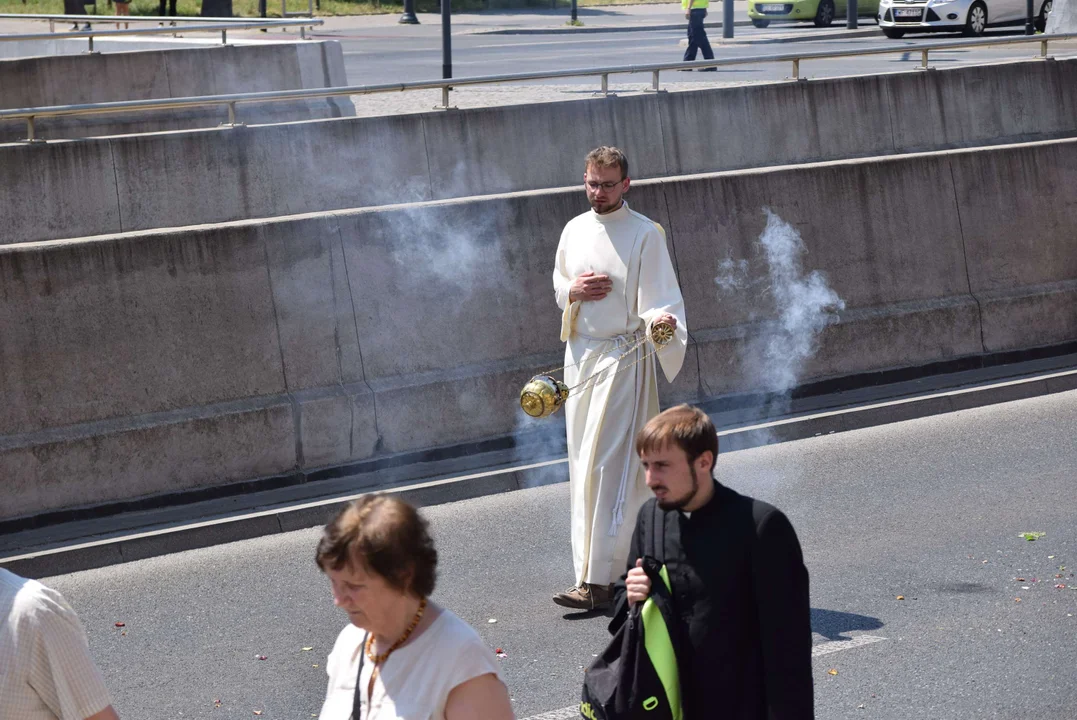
[610,404,814,719]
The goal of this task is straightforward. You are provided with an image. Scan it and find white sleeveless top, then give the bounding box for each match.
[319,609,505,720]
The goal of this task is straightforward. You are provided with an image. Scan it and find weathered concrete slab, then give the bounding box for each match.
[0,228,286,435]
[423,94,668,199]
[0,41,354,142]
[951,139,1077,351]
[0,401,297,519]
[6,59,1077,246]
[4,138,1077,523]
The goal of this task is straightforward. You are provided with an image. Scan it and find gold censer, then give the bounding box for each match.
[519,320,676,419]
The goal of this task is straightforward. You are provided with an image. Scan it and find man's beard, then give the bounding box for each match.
[589,196,622,214]
[656,465,701,512]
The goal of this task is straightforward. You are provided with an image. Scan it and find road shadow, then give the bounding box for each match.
[811,608,884,641]
[562,608,609,621]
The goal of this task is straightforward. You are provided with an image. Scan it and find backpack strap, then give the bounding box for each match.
[647,500,666,564]
[351,632,368,720]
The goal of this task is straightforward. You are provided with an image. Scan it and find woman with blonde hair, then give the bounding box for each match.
[316,495,514,720]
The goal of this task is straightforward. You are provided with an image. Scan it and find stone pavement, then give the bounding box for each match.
[34,389,1077,719]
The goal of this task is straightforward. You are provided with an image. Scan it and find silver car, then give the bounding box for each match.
[878,0,1052,36]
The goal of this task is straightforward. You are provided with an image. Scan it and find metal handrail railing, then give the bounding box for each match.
[2,32,1075,141]
[0,18,322,49]
[0,12,301,23]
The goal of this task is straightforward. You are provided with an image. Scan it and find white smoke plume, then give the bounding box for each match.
[716,208,845,398]
[387,207,495,290]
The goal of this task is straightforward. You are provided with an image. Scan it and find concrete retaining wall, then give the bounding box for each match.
[2,137,1075,522]
[3,57,1075,245]
[0,41,353,142]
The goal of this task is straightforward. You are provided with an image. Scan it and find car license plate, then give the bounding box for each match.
[760,4,785,11]
[894,8,922,17]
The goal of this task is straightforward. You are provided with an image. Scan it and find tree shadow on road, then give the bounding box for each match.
[811,608,884,641]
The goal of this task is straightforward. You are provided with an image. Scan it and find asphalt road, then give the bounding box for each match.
[316,21,1076,86]
[42,389,1077,719]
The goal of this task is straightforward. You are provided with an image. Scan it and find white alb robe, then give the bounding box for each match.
[553,201,687,586]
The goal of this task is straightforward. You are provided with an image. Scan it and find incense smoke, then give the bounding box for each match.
[716,209,845,398]
[387,207,495,290]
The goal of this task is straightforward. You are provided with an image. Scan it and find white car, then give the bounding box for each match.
[878,0,1052,36]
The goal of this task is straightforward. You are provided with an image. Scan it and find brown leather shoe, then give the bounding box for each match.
[552,583,612,610]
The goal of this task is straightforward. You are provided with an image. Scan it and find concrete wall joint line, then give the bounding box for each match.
[658,183,702,399]
[162,50,174,100]
[336,222,381,453]
[883,78,898,154]
[948,159,986,354]
[419,115,436,204]
[259,228,303,469]
[107,139,124,234]
[654,93,670,177]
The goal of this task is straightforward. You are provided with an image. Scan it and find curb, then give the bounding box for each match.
[476,19,754,34]
[4,356,1076,579]
[714,26,880,43]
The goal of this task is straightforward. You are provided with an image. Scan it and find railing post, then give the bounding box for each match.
[441,86,450,109]
[300,25,306,39]
[1041,38,1048,57]
[227,102,237,125]
[25,116,35,142]
[49,19,55,33]
[921,49,929,69]
[792,58,800,80]
[222,28,227,44]
[651,69,660,92]
[601,73,608,96]
[87,33,93,53]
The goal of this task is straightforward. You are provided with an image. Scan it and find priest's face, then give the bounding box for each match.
[641,443,714,512]
[584,163,630,214]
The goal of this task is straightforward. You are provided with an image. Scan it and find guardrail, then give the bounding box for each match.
[0,18,322,50]
[0,9,315,26]
[2,31,1075,141]
[0,12,303,25]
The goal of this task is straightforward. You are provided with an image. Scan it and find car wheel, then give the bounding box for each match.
[1035,0,1052,31]
[814,0,836,26]
[882,27,906,37]
[752,18,771,27]
[962,1,987,35]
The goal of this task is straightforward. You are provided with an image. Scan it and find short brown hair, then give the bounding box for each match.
[636,404,718,474]
[586,146,629,181]
[315,495,438,598]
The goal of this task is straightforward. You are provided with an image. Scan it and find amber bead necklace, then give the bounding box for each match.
[363,597,428,709]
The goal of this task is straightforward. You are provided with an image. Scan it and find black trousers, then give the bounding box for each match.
[684,8,714,61]
[158,0,177,15]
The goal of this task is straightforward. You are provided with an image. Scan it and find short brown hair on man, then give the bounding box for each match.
[636,404,719,474]
[315,495,438,598]
[586,146,629,181]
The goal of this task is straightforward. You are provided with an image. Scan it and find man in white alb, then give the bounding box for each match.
[551,146,687,610]
[1,568,120,720]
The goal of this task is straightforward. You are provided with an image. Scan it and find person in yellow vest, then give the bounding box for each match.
[682,0,717,68]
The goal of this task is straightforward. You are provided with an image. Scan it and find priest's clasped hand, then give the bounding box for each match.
[570,271,613,302]
[625,558,652,607]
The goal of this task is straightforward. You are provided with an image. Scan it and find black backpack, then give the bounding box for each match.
[580,555,684,720]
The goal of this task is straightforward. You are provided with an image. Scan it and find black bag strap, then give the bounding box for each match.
[647,500,666,564]
[351,632,368,720]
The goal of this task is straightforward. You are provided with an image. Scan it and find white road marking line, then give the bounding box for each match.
[812,634,887,657]
[522,635,887,719]
[10,368,1077,563]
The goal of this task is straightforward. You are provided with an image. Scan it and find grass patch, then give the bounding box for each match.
[0,0,676,18]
